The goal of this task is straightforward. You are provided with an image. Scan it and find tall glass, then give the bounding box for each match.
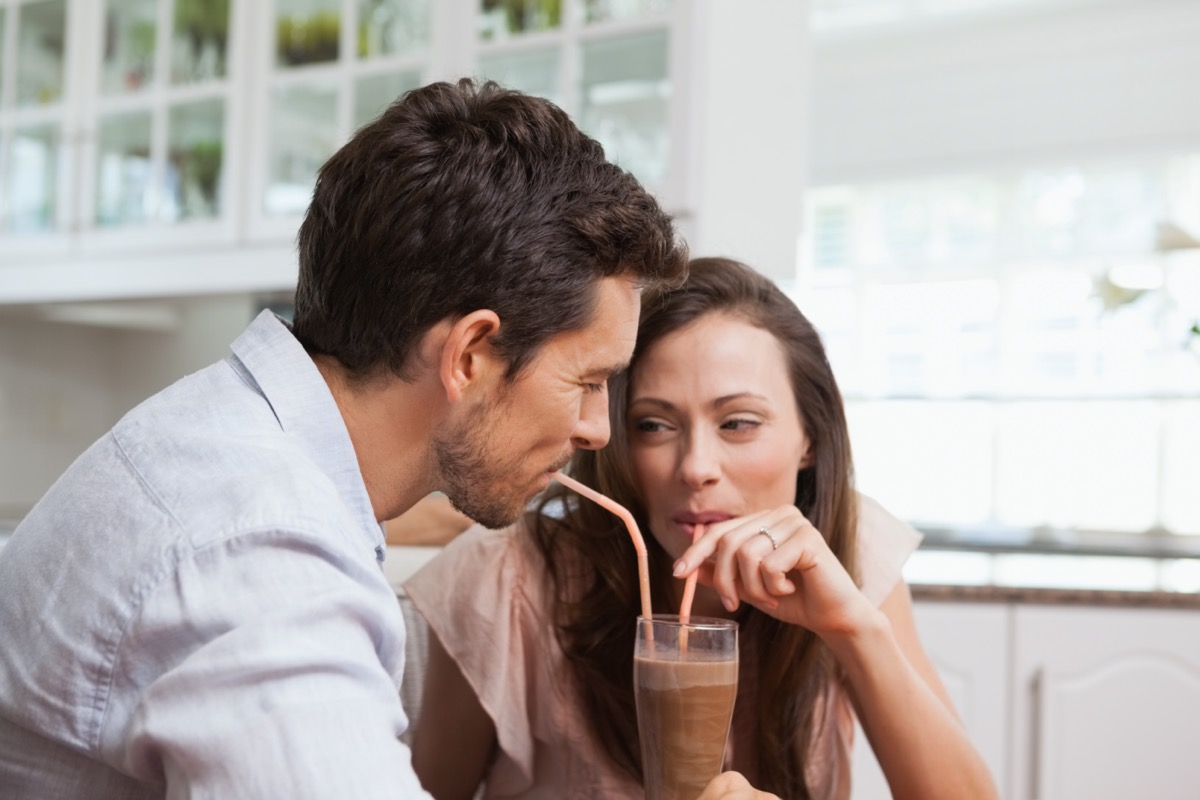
[634,615,738,800]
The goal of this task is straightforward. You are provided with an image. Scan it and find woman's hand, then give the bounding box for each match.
[697,771,781,800]
[673,506,879,641]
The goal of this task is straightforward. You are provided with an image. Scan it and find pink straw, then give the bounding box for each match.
[677,524,704,653]
[553,471,653,622]
[678,523,704,625]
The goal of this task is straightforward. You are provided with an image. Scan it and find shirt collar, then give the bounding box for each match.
[228,310,384,551]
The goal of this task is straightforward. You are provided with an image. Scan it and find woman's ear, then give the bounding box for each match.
[797,436,815,470]
[439,310,502,403]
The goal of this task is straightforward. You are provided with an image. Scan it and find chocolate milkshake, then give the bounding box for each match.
[634,616,739,800]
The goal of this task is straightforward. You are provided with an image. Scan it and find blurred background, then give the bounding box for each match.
[3,0,1198,585]
[2,2,1200,796]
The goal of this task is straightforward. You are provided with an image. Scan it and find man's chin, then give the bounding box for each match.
[446,491,524,531]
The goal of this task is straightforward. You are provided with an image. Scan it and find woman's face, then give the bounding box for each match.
[627,312,812,561]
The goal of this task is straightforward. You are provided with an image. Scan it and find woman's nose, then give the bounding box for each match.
[571,389,611,451]
[678,432,720,488]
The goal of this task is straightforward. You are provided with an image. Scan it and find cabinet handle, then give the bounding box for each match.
[1029,668,1043,800]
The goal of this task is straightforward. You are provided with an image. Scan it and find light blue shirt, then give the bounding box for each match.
[0,311,431,798]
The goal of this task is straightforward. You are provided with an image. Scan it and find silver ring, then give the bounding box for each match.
[758,526,779,550]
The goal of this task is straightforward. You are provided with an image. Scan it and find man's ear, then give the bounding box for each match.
[440,310,502,403]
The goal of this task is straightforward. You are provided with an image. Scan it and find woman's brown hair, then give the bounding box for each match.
[527,257,859,798]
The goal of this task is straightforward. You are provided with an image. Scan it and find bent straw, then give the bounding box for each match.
[677,524,704,653]
[552,471,653,623]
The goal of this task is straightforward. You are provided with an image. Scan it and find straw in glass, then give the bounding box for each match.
[677,523,704,653]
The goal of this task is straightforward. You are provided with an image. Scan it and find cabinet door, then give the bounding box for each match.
[79,0,242,251]
[851,601,1010,800]
[1012,605,1200,800]
[0,0,75,257]
[247,0,431,242]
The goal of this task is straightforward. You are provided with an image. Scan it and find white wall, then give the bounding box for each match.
[682,0,810,283]
[0,295,259,513]
[811,0,1200,183]
[0,315,122,512]
[8,0,1200,514]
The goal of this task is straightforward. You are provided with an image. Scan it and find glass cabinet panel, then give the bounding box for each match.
[88,0,234,232]
[16,0,66,107]
[357,0,430,59]
[353,70,420,128]
[172,0,231,84]
[265,83,337,216]
[101,0,157,96]
[478,49,559,104]
[4,123,59,232]
[260,0,432,222]
[478,0,562,40]
[165,99,224,221]
[95,111,153,226]
[0,8,7,104]
[276,0,341,67]
[580,30,668,186]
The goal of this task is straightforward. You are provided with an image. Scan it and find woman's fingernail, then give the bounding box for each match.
[722,596,737,612]
[672,560,687,577]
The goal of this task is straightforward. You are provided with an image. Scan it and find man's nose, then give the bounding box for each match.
[572,389,611,451]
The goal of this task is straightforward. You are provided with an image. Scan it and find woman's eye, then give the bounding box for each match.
[634,419,668,434]
[585,382,605,394]
[720,418,761,432]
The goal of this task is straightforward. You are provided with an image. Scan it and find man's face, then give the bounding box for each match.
[434,275,641,528]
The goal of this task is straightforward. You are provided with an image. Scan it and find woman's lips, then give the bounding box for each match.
[673,511,733,539]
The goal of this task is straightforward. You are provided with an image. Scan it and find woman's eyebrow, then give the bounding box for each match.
[712,392,768,408]
[629,393,769,411]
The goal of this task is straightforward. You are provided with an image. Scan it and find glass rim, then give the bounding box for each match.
[637,614,738,631]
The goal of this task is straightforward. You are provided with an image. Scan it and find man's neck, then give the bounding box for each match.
[312,355,445,523]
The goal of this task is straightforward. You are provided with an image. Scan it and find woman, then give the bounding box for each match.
[404,257,997,800]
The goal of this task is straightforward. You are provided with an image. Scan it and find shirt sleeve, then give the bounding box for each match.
[102,528,431,800]
[403,525,541,792]
[855,493,924,607]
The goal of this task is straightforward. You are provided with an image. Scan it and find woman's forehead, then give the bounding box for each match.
[631,315,792,396]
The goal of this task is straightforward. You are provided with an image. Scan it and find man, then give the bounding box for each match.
[0,79,686,798]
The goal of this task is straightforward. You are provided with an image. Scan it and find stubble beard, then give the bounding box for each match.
[432,399,530,530]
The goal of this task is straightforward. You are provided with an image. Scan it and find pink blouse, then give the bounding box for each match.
[404,494,921,799]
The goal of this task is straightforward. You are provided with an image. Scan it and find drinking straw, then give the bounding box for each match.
[553,471,653,623]
[677,524,704,653]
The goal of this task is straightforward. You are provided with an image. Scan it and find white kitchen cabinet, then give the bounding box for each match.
[2,0,809,303]
[852,600,1200,800]
[1,0,248,251]
[0,0,292,303]
[244,0,691,244]
[1011,605,1200,800]
[850,601,1010,800]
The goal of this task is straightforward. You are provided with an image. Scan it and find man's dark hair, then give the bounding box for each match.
[292,77,687,382]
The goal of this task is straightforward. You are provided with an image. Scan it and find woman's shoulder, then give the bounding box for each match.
[856,493,922,544]
[853,492,923,605]
[403,517,558,611]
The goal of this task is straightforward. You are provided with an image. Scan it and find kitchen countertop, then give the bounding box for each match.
[911,582,1200,609]
[3,531,1197,609]
[383,546,1200,609]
